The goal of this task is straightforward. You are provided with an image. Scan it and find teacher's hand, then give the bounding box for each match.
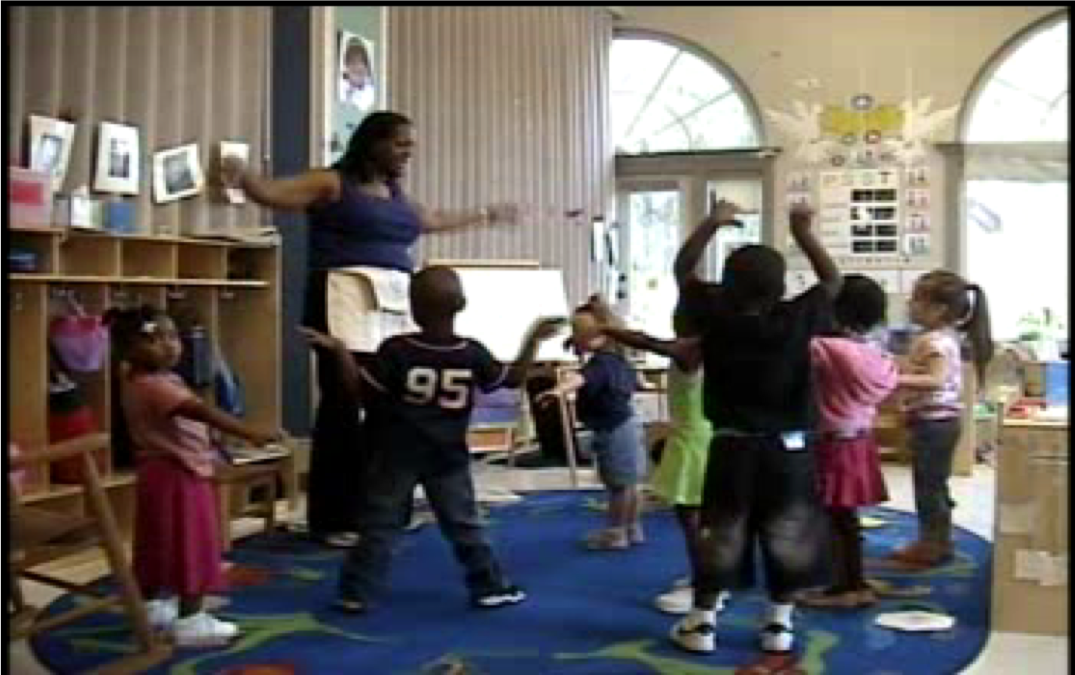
[220,156,248,189]
[487,203,520,224]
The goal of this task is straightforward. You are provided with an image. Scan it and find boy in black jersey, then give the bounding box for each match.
[660,199,842,661]
[303,266,564,612]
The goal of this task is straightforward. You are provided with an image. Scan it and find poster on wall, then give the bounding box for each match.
[338,30,375,111]
[153,144,204,204]
[93,122,140,195]
[219,141,250,204]
[29,115,76,193]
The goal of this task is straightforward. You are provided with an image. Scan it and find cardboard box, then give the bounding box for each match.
[8,167,53,230]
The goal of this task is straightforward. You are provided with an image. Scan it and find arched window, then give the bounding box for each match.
[611,33,763,154]
[963,15,1068,143]
[961,13,1068,343]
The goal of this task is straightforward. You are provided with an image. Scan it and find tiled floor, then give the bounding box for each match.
[9,462,1067,674]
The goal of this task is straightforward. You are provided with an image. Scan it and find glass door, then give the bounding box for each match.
[616,179,684,339]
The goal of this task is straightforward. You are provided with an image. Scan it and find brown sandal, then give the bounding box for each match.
[735,653,805,675]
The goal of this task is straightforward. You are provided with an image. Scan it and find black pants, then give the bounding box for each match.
[306,345,368,536]
[304,269,367,536]
[826,507,866,591]
[338,462,507,603]
[696,435,830,599]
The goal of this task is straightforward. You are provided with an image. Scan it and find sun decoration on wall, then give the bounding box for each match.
[765,90,959,168]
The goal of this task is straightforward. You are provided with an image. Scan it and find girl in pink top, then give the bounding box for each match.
[890,270,993,568]
[801,275,898,608]
[107,306,280,647]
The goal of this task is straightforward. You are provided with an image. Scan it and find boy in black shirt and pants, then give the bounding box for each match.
[666,200,842,663]
[303,266,564,612]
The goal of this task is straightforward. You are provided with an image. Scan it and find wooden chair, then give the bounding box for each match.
[9,433,171,674]
[214,461,282,552]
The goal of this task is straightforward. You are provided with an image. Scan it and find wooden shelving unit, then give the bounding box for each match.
[9,228,281,539]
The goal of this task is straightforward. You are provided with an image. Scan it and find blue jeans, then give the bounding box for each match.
[908,417,962,545]
[591,416,645,489]
[338,461,507,604]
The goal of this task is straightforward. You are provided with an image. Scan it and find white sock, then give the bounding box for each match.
[687,608,716,627]
[766,602,794,628]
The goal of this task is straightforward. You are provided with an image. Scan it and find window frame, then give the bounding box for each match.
[611,29,767,155]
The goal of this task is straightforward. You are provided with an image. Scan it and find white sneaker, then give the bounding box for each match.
[172,612,240,647]
[654,585,693,614]
[669,612,716,653]
[144,598,178,630]
[655,586,730,615]
[760,622,794,653]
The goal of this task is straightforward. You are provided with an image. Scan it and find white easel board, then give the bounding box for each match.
[450,266,574,363]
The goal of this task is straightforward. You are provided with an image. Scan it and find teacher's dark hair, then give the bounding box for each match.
[333,111,412,183]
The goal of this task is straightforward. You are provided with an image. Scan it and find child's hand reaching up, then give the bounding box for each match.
[529,317,568,342]
[300,327,346,352]
[789,201,816,234]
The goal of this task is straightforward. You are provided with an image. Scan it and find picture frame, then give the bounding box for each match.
[338,31,376,111]
[28,115,76,193]
[152,144,204,203]
[93,121,140,195]
[219,141,250,204]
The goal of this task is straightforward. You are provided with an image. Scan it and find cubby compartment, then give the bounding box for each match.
[59,233,121,278]
[9,230,59,275]
[121,239,178,280]
[47,285,114,484]
[168,286,220,401]
[178,243,228,280]
[9,282,50,495]
[218,287,280,431]
[227,246,277,285]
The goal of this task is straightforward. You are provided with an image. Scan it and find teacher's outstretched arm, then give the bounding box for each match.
[221,158,340,213]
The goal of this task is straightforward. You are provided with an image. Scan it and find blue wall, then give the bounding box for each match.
[272,7,313,434]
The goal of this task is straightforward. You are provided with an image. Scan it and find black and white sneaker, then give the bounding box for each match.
[670,615,716,653]
[760,622,794,653]
[472,584,526,609]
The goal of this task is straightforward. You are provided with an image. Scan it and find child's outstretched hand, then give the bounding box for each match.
[530,316,568,342]
[705,193,745,228]
[249,428,286,448]
[299,326,345,352]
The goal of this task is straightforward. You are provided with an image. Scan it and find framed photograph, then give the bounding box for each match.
[152,144,204,203]
[93,122,140,194]
[338,31,375,111]
[219,141,250,204]
[29,115,76,193]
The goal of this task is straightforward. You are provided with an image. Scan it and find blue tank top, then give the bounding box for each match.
[307,176,422,273]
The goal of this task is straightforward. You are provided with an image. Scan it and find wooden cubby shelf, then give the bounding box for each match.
[9,229,281,540]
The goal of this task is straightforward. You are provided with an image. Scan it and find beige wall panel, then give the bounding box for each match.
[387,7,613,305]
[8,7,269,239]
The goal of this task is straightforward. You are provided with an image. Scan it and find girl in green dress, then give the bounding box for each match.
[602,293,729,614]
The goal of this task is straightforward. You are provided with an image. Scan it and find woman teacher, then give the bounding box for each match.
[222,111,518,547]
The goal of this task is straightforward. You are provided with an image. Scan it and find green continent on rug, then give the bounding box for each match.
[30,492,991,674]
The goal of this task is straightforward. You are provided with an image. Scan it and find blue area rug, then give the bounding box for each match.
[31,491,991,674]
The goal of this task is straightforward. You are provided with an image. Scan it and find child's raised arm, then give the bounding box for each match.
[602,327,701,373]
[501,317,567,388]
[789,202,842,298]
[673,194,744,287]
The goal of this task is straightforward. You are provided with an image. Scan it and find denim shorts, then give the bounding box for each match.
[591,416,646,489]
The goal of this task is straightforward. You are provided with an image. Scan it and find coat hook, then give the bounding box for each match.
[219,289,235,301]
[167,286,187,300]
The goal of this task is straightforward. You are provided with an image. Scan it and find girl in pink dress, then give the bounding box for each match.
[801,275,899,608]
[107,306,280,646]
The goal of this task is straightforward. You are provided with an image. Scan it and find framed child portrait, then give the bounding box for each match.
[152,144,204,203]
[93,122,140,195]
[338,31,376,111]
[29,115,76,193]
